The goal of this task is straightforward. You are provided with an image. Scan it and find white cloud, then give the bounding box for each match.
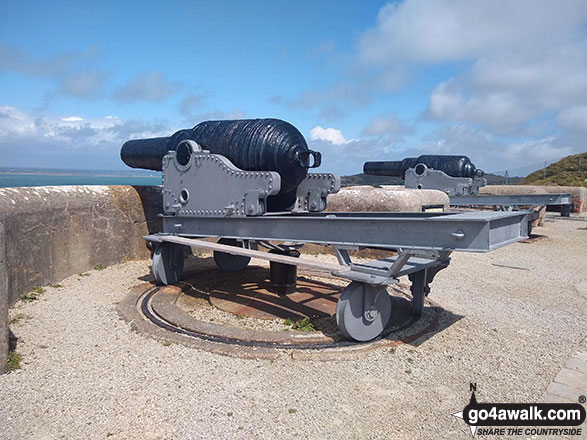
[310,126,349,145]
[357,0,587,64]
[277,0,587,135]
[0,105,171,155]
[361,114,414,139]
[59,70,109,99]
[416,124,581,174]
[309,137,394,175]
[112,71,181,103]
[0,44,108,100]
[501,137,574,167]
[0,106,36,137]
[426,82,534,130]
[557,106,587,132]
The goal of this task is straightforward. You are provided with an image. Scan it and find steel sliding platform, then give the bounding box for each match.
[145,210,529,342]
[449,193,572,216]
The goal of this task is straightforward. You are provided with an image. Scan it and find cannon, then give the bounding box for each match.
[364,154,572,222]
[364,155,487,196]
[122,120,529,342]
[364,155,484,180]
[121,119,322,211]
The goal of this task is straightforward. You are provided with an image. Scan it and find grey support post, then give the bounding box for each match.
[408,259,450,316]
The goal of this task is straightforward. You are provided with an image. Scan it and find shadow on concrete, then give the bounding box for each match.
[171,265,465,346]
[132,186,162,235]
[520,233,547,244]
[8,328,17,352]
[396,305,464,347]
[181,267,340,322]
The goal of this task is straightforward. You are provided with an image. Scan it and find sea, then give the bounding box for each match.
[0,167,162,188]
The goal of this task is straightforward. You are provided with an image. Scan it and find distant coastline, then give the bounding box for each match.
[0,167,159,177]
[0,167,162,188]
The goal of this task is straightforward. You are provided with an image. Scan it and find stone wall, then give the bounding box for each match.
[0,185,161,373]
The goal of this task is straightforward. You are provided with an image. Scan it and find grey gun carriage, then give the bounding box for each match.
[121,119,529,342]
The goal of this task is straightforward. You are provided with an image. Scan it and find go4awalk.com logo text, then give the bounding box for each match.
[452,384,586,437]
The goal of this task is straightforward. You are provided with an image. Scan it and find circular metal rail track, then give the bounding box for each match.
[137,285,429,351]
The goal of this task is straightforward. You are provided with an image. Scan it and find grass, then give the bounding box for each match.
[20,292,40,302]
[94,264,106,271]
[9,313,30,325]
[79,272,91,277]
[521,151,587,187]
[50,283,64,288]
[283,317,315,332]
[292,317,315,332]
[7,351,22,371]
[161,340,172,347]
[20,285,46,302]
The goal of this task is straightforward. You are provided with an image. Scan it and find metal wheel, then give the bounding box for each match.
[213,238,251,272]
[336,282,392,342]
[152,242,184,285]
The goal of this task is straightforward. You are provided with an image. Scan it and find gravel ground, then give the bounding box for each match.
[1,217,586,440]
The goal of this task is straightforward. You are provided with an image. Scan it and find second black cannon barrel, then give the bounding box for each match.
[364,155,483,179]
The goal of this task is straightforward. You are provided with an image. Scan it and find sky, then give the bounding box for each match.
[1,0,587,176]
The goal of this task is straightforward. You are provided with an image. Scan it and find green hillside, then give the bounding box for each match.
[520,152,587,187]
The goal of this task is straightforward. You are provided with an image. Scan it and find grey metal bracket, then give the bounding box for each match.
[161,150,281,217]
[332,248,452,286]
[333,245,357,266]
[405,165,486,196]
[258,240,303,253]
[408,258,450,316]
[292,173,341,212]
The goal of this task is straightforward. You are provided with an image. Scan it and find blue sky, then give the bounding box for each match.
[1,0,587,176]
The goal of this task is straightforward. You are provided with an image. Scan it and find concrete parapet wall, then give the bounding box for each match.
[0,185,162,373]
[327,185,449,212]
[480,185,587,213]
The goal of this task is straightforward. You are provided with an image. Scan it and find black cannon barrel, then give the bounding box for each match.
[364,155,483,179]
[121,118,320,195]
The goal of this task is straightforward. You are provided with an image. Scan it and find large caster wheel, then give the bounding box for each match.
[213,238,251,272]
[336,282,392,342]
[152,242,184,285]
